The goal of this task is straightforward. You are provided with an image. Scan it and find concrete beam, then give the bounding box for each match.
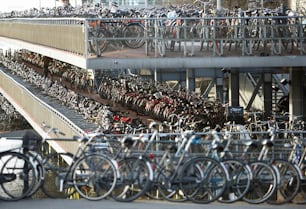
[2,37,305,71]
[89,56,306,70]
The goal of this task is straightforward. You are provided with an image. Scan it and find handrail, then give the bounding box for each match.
[0,16,304,57]
[0,68,84,137]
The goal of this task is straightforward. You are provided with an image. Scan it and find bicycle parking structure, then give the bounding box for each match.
[0,115,306,204]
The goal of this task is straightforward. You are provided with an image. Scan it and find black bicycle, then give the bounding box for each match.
[0,151,36,201]
[88,18,145,56]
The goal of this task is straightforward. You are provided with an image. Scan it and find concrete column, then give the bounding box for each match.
[186,68,189,91]
[288,0,297,11]
[229,70,239,106]
[186,68,195,92]
[216,77,223,102]
[263,73,272,119]
[153,68,158,82]
[289,69,305,121]
[217,0,222,11]
[222,73,229,104]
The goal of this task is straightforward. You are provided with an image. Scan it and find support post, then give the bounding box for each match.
[229,70,239,106]
[216,77,223,102]
[154,68,158,82]
[263,73,272,119]
[186,68,195,92]
[217,0,222,11]
[289,68,305,121]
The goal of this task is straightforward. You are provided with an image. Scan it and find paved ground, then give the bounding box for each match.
[1,198,305,209]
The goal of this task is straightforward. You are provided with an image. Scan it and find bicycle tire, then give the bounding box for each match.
[24,150,45,198]
[72,153,117,201]
[180,156,227,204]
[156,167,188,202]
[112,156,153,202]
[28,161,44,197]
[267,159,301,204]
[218,159,252,203]
[122,23,145,49]
[145,184,164,200]
[89,29,109,56]
[243,161,278,204]
[0,151,36,201]
[41,152,76,199]
[296,165,306,204]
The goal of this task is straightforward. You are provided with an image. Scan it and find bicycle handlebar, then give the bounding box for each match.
[41,122,66,143]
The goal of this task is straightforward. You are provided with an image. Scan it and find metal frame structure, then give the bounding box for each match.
[0,15,305,62]
[0,15,305,119]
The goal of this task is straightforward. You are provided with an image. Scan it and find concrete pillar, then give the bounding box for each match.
[217,0,222,11]
[229,70,239,106]
[263,73,272,119]
[222,73,229,104]
[186,68,195,92]
[153,68,158,82]
[289,69,305,121]
[216,77,223,102]
[288,0,297,10]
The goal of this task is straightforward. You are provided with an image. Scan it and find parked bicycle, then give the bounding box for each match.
[204,125,253,203]
[142,120,228,204]
[8,123,119,201]
[87,18,145,56]
[0,148,36,201]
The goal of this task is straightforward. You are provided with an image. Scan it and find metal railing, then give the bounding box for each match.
[0,68,84,153]
[0,16,305,58]
[0,18,85,55]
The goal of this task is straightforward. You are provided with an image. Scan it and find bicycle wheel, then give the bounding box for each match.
[27,160,44,198]
[218,159,252,203]
[122,23,145,49]
[0,151,36,201]
[267,159,301,204]
[180,156,227,204]
[145,184,164,200]
[41,152,76,198]
[112,156,153,202]
[296,165,306,204]
[89,29,109,56]
[156,167,188,202]
[72,153,117,201]
[243,161,278,204]
[24,151,45,198]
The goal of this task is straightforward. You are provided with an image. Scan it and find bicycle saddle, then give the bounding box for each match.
[244,140,260,149]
